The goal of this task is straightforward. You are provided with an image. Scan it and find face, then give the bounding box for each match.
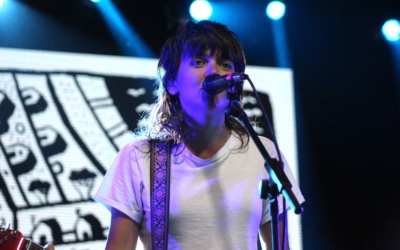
[168,50,235,117]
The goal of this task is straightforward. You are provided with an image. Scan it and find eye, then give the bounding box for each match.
[220,61,234,70]
[191,59,206,67]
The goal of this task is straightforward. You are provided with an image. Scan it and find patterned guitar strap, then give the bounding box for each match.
[150,139,172,250]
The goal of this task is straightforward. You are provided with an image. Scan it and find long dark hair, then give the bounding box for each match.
[136,20,249,148]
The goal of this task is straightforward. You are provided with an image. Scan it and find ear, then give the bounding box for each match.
[167,80,178,95]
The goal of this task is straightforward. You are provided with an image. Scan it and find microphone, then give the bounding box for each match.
[202,73,248,95]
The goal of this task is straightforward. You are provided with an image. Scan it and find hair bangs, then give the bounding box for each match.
[178,22,245,73]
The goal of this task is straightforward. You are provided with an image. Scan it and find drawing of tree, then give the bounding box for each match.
[69,169,96,200]
[29,180,51,205]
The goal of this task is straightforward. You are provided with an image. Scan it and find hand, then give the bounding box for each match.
[44,243,55,250]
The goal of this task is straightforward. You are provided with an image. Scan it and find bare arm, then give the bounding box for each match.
[259,213,290,250]
[105,207,140,250]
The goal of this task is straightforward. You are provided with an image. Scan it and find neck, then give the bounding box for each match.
[182,111,230,159]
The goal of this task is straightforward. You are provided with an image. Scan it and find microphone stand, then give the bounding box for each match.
[225,85,303,250]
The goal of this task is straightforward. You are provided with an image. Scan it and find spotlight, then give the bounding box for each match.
[266,1,286,21]
[382,19,400,42]
[0,0,6,8]
[190,0,213,21]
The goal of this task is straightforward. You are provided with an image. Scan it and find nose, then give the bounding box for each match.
[207,60,220,76]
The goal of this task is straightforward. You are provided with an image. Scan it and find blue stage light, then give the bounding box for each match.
[91,0,101,2]
[95,0,154,57]
[190,0,213,21]
[382,19,400,42]
[0,0,6,8]
[266,1,286,21]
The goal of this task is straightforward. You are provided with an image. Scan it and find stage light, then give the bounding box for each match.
[382,19,400,42]
[90,0,101,2]
[0,0,6,8]
[266,1,286,21]
[95,0,154,57]
[190,0,213,21]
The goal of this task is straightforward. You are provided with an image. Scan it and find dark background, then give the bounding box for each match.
[1,0,400,249]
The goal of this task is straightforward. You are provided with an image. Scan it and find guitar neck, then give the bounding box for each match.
[23,238,45,250]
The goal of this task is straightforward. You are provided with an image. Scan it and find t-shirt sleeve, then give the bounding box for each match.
[92,140,145,223]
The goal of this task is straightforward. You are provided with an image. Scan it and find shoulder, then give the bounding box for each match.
[118,138,151,159]
[247,136,279,158]
[258,136,275,147]
[119,137,178,158]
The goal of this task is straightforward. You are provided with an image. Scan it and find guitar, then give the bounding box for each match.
[0,226,48,250]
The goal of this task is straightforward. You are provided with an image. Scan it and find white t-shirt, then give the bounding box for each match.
[93,133,304,249]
